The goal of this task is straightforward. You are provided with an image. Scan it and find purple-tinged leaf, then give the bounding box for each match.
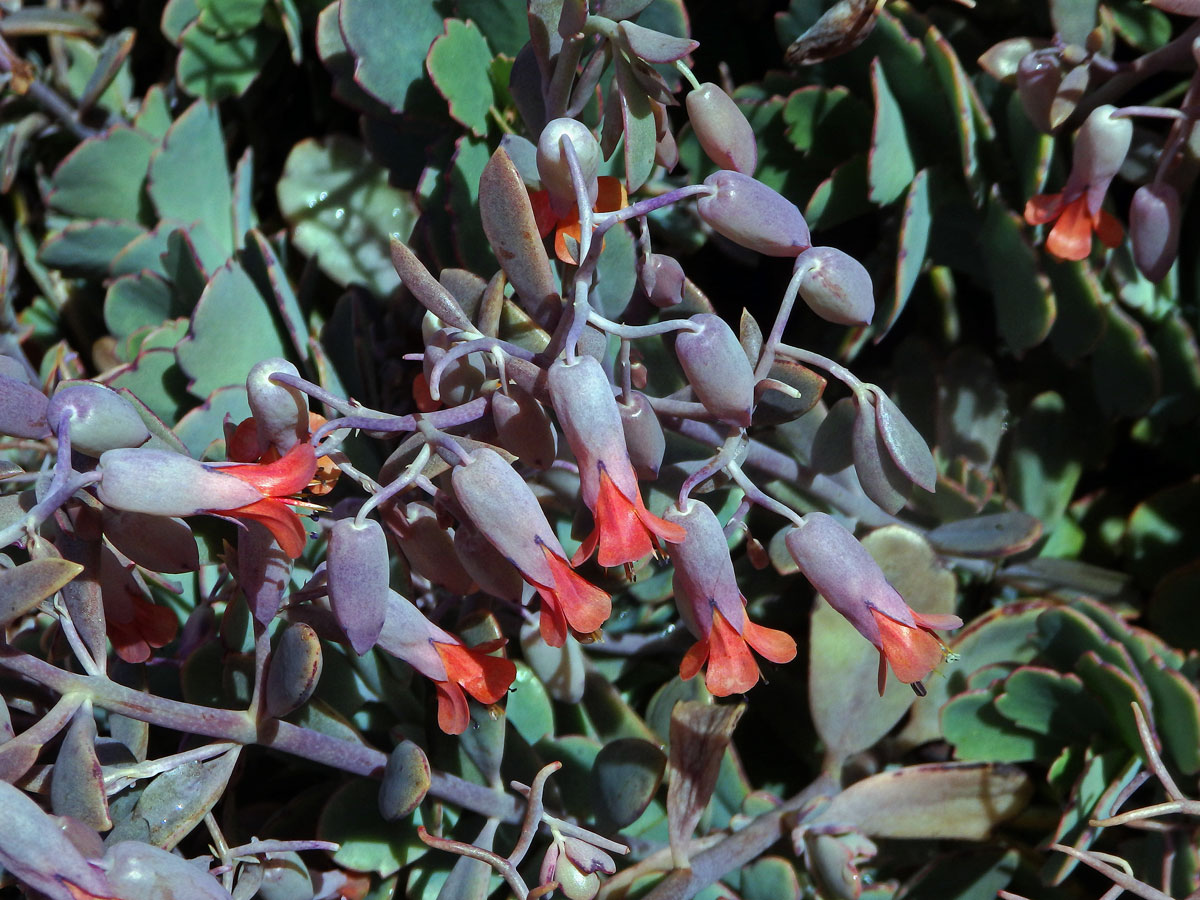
[0,373,50,439]
[0,779,113,900]
[811,398,859,475]
[479,147,561,329]
[558,0,587,37]
[0,558,83,627]
[379,740,431,821]
[493,386,557,470]
[51,701,111,831]
[104,840,233,900]
[393,248,479,331]
[509,43,547,135]
[870,387,936,492]
[385,501,476,595]
[326,517,389,655]
[528,0,565,78]
[238,521,291,625]
[613,54,657,192]
[439,268,488,323]
[810,762,1032,839]
[110,747,239,849]
[597,0,655,20]
[618,20,698,62]
[265,622,323,718]
[851,400,909,514]
[928,512,1043,559]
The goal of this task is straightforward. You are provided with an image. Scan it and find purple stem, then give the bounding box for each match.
[0,647,521,822]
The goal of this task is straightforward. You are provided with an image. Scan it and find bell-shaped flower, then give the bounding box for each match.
[697,170,811,257]
[674,314,756,427]
[451,447,611,646]
[665,500,796,696]
[548,357,685,569]
[326,517,389,655]
[1129,182,1181,282]
[96,442,319,559]
[46,382,149,457]
[376,590,516,734]
[246,358,309,453]
[1023,104,1131,260]
[785,513,962,694]
[539,833,616,900]
[686,82,757,174]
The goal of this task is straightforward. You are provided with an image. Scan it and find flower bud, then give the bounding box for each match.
[793,246,875,326]
[96,448,261,516]
[642,253,684,308]
[1016,49,1061,134]
[0,373,49,439]
[697,170,811,256]
[1072,104,1132,189]
[326,517,389,655]
[247,358,308,453]
[674,314,755,427]
[47,382,149,456]
[686,82,757,174]
[1130,182,1180,282]
[618,391,665,479]
[537,118,600,216]
[492,385,557,470]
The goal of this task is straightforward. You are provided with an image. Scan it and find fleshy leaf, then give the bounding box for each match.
[867,59,914,205]
[427,19,494,138]
[277,136,416,295]
[0,558,83,627]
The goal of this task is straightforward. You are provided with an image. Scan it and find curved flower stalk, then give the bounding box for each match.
[547,356,686,569]
[376,590,516,735]
[96,442,319,559]
[451,447,611,646]
[1023,104,1132,260]
[785,513,961,694]
[665,499,796,696]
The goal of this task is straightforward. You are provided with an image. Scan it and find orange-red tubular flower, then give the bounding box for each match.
[785,513,961,694]
[451,448,611,646]
[548,357,686,569]
[96,442,319,559]
[530,175,628,264]
[376,589,516,735]
[1023,104,1131,261]
[666,499,796,696]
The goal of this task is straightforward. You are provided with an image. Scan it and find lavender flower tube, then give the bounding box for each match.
[793,246,875,326]
[47,382,150,457]
[326,517,389,655]
[674,314,755,427]
[96,448,261,515]
[247,358,308,452]
[0,373,49,439]
[686,83,757,175]
[1130,182,1181,282]
[697,170,811,257]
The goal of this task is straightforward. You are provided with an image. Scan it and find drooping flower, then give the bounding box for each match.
[530,174,628,264]
[96,442,319,559]
[665,500,796,696]
[548,356,686,570]
[451,447,611,646]
[785,512,961,694]
[1023,104,1131,261]
[376,590,516,734]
